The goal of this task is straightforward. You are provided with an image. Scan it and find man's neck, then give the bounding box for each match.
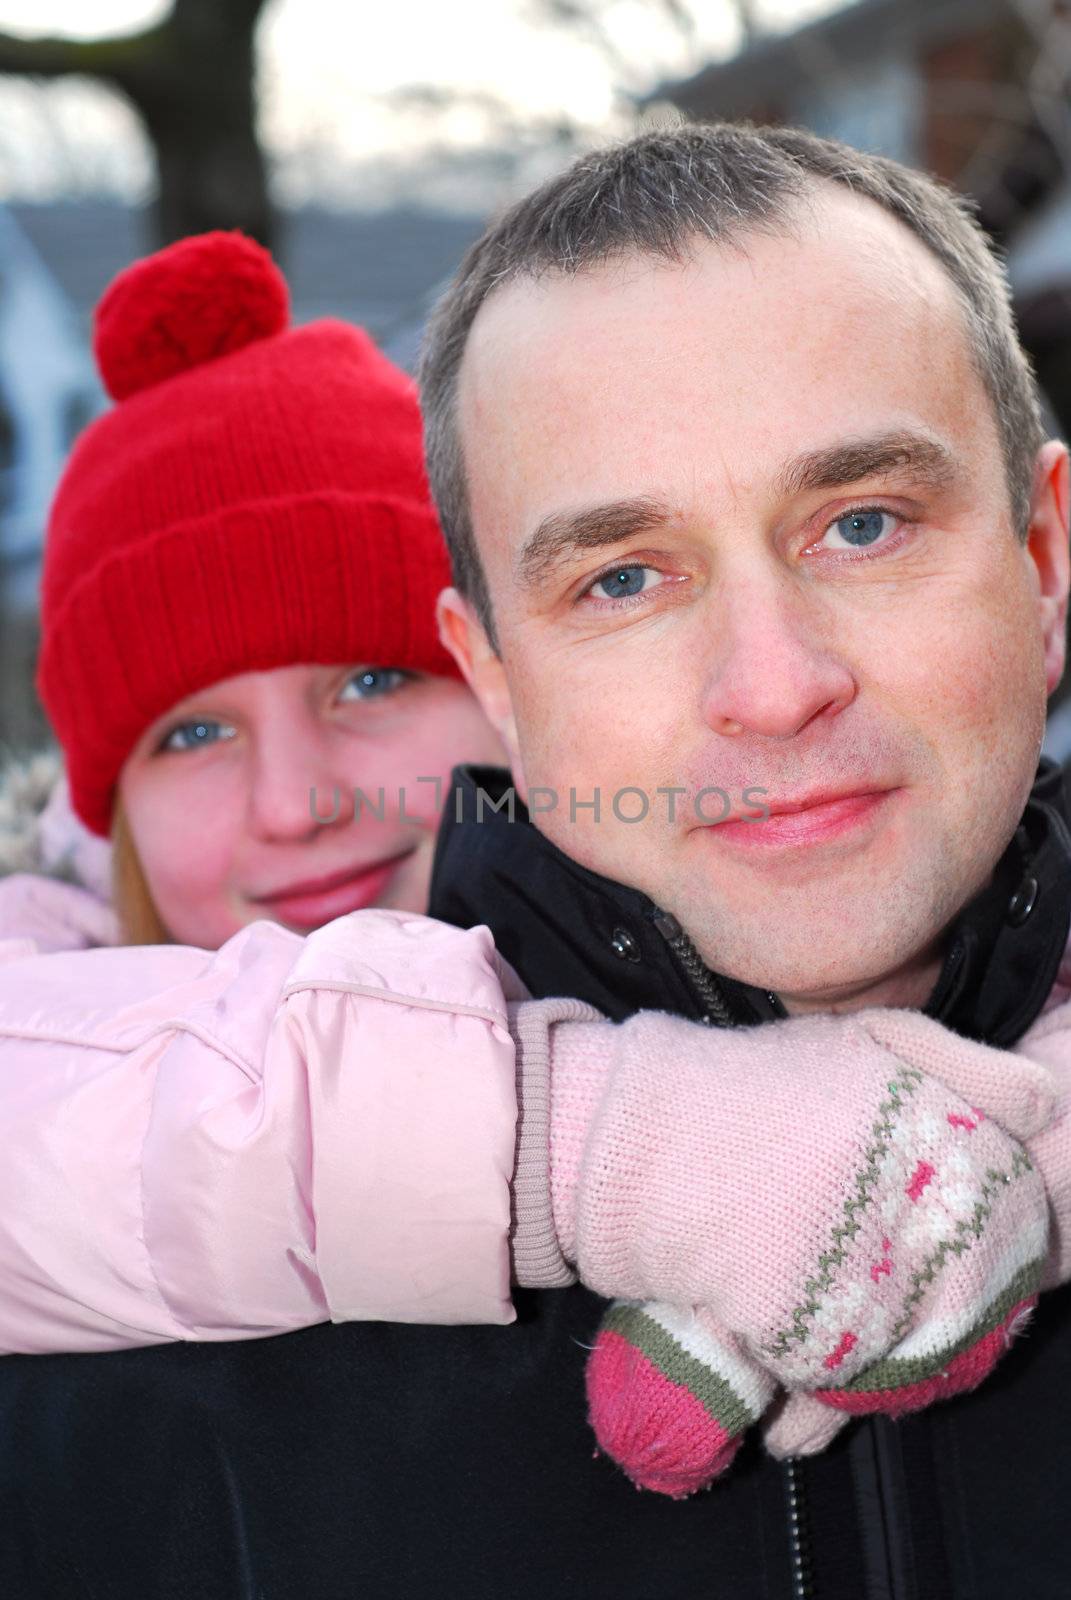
[773,938,947,1018]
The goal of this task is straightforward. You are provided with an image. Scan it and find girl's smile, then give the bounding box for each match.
[118,662,504,947]
[250,846,418,931]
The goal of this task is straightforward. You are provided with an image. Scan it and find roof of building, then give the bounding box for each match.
[651,0,1008,121]
[7,200,487,363]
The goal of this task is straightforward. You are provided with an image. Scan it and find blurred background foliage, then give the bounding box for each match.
[2,0,1071,752]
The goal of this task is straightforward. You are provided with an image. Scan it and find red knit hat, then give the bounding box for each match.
[36,230,459,838]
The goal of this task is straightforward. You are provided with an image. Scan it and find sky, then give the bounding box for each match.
[0,0,844,208]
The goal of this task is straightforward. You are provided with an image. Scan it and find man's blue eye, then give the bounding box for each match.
[160,720,234,753]
[340,667,410,701]
[596,567,649,599]
[832,510,890,547]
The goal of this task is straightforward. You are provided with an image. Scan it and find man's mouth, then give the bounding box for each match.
[251,850,414,930]
[708,786,898,849]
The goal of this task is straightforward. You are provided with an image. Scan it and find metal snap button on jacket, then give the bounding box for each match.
[1007,874,1039,927]
[610,927,641,961]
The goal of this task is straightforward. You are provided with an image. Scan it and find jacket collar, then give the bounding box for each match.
[429,759,1071,1045]
[0,747,64,879]
[920,756,1071,1044]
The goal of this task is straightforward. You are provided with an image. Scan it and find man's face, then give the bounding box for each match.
[443,189,1070,1012]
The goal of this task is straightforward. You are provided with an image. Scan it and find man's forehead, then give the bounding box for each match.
[458,188,978,563]
[461,185,961,386]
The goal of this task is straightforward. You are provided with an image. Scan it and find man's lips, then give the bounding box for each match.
[761,785,893,817]
[709,786,898,848]
[252,851,414,929]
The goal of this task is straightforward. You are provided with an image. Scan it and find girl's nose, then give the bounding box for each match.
[246,719,345,844]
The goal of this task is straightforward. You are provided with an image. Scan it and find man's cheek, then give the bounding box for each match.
[936,613,1037,745]
[528,711,634,803]
[857,579,1006,725]
[525,739,669,879]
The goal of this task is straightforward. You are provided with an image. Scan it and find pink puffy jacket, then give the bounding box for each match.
[0,756,523,1353]
[0,909,525,1353]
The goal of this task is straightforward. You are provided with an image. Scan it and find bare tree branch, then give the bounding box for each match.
[172,0,270,28]
[0,28,165,87]
[0,1,274,248]
[523,0,637,81]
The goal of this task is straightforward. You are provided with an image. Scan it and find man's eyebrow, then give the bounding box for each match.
[516,496,674,589]
[777,431,959,498]
[514,433,955,589]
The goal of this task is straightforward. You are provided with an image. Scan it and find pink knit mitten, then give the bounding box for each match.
[587,1251,1037,1498]
[537,1005,1054,1496]
[586,1303,776,1498]
[966,996,1071,1291]
[588,1272,1039,1496]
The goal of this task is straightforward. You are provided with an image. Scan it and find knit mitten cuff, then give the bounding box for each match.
[508,998,602,1288]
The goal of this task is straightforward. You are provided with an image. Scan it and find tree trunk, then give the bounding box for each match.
[0,0,274,250]
[133,18,273,247]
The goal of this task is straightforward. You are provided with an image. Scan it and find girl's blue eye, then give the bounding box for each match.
[159,720,236,754]
[339,667,412,701]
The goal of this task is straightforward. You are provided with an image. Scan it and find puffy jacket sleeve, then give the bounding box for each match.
[0,872,121,953]
[0,909,520,1355]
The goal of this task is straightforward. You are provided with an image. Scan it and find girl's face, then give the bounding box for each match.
[117,662,505,948]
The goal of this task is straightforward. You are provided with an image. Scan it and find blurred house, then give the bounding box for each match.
[0,206,102,615]
[655,0,1017,169]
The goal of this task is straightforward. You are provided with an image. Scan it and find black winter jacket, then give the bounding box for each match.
[2,760,1071,1600]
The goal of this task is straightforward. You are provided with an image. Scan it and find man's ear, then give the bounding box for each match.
[437,587,526,781]
[1026,440,1071,695]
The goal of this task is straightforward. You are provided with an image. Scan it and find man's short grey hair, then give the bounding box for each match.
[419,121,1045,640]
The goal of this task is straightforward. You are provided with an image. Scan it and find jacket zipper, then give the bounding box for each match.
[650,908,784,1026]
[649,911,736,1026]
[868,1418,912,1599]
[784,1456,815,1599]
[652,909,815,1598]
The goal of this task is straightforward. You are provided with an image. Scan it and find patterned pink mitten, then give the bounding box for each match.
[546,1008,1053,1495]
[586,1303,775,1498]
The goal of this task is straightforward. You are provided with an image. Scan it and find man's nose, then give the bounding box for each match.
[246,720,347,842]
[698,567,857,740]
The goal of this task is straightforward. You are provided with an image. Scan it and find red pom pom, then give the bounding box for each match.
[93,231,290,401]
